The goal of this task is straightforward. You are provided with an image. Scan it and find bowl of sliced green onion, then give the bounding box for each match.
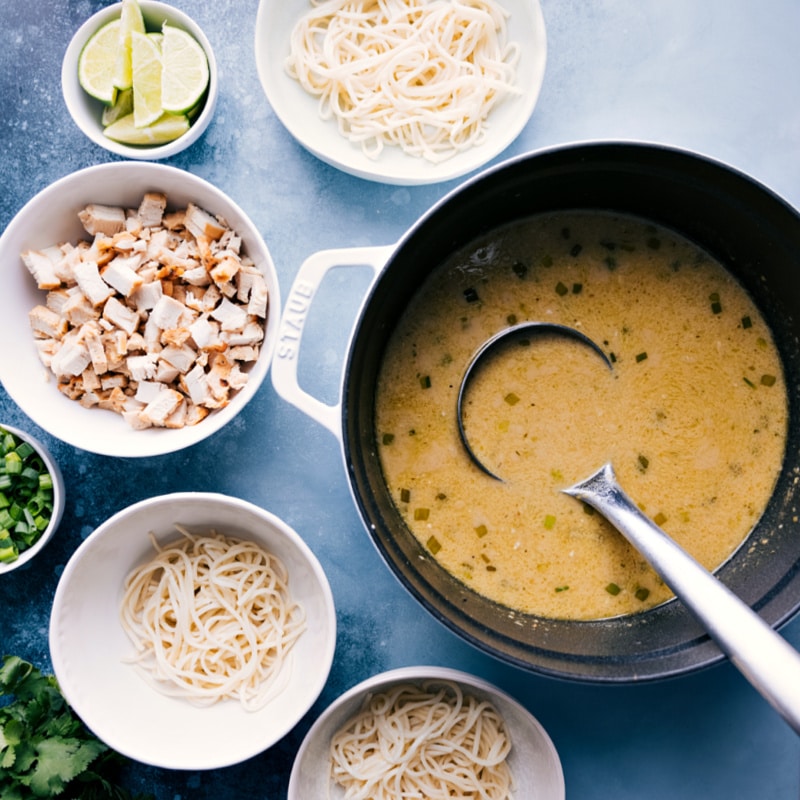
[0,424,64,573]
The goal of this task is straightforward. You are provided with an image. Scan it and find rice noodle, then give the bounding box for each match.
[120,526,306,711]
[330,680,515,799]
[286,0,521,163]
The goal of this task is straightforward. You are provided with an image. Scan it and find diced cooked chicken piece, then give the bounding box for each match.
[97,386,131,414]
[160,343,197,373]
[29,305,68,339]
[210,254,241,286]
[164,400,187,428]
[73,260,114,306]
[138,192,167,228]
[103,295,140,336]
[53,244,81,283]
[61,291,98,327]
[182,363,211,406]
[163,209,186,230]
[139,388,184,427]
[102,255,144,296]
[79,390,102,408]
[141,314,163,350]
[122,407,152,430]
[81,321,109,375]
[126,332,146,352]
[184,203,227,241]
[127,353,159,381]
[21,249,62,290]
[111,231,138,251]
[78,204,126,236]
[135,380,167,404]
[155,359,180,384]
[100,373,128,391]
[189,316,222,351]
[228,363,249,391]
[185,404,210,426]
[223,319,264,347]
[150,294,187,330]
[50,335,91,377]
[198,284,222,313]
[81,368,102,392]
[247,272,269,318]
[228,345,259,363]
[218,229,242,255]
[34,339,59,369]
[182,266,211,287]
[46,288,71,316]
[211,297,248,331]
[131,280,163,312]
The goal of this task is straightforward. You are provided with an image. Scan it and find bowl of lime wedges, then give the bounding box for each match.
[62,0,217,159]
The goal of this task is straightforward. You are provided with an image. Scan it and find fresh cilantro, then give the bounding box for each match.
[0,655,152,800]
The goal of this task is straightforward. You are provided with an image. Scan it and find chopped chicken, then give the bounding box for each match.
[21,193,268,429]
[77,204,127,236]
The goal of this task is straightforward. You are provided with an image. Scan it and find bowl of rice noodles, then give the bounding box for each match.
[288,665,565,800]
[48,491,336,769]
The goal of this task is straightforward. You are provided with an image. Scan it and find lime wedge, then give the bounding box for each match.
[131,31,163,128]
[78,19,121,104]
[160,24,209,114]
[101,87,134,126]
[112,0,145,90]
[103,111,189,145]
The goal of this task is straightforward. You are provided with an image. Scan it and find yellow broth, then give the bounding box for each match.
[375,212,787,619]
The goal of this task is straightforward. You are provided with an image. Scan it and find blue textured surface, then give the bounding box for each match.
[2,0,800,797]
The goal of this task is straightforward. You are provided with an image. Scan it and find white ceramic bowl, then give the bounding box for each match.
[0,161,279,457]
[255,0,547,185]
[0,423,65,575]
[62,1,218,160]
[289,665,565,799]
[49,492,337,770]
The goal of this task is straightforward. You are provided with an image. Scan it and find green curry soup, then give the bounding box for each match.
[375,212,788,620]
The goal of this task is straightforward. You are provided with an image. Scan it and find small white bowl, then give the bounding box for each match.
[49,492,337,770]
[0,161,280,458]
[289,665,565,799]
[255,0,547,185]
[0,424,65,575]
[62,1,218,160]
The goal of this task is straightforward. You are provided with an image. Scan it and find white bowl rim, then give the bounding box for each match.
[61,0,218,160]
[254,0,548,185]
[288,664,566,799]
[0,423,65,575]
[49,491,337,769]
[0,160,280,458]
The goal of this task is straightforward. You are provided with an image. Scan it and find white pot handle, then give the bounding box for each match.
[271,244,395,438]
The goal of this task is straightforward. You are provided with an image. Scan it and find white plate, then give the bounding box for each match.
[254,0,547,185]
[49,493,337,770]
[288,666,565,799]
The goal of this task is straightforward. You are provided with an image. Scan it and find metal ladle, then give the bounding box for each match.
[456,322,800,734]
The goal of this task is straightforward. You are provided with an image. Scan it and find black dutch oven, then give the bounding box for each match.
[272,141,800,682]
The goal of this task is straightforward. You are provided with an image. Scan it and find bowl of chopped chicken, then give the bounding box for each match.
[0,162,279,457]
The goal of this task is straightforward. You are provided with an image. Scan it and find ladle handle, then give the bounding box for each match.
[565,463,800,735]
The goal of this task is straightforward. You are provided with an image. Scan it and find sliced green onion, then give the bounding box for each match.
[0,427,55,563]
[605,583,621,596]
[426,535,442,555]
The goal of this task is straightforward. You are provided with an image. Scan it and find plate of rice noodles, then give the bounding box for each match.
[255,0,547,185]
